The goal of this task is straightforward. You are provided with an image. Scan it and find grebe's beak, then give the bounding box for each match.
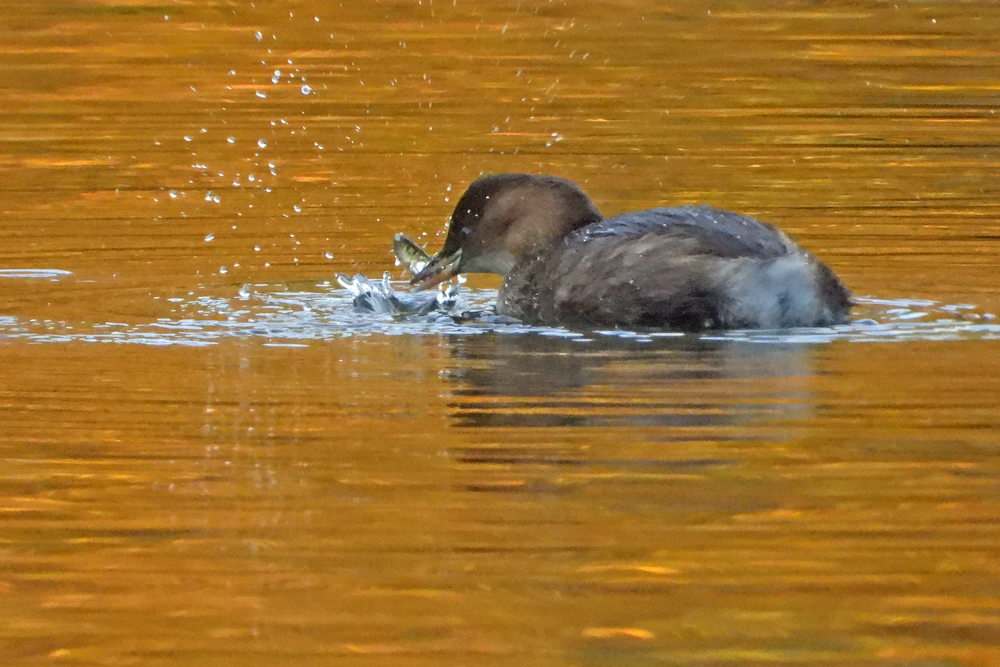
[410,248,462,291]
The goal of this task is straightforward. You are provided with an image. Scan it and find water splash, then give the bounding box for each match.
[336,272,460,316]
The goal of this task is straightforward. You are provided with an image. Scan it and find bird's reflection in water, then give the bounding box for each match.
[439,332,825,505]
[442,332,822,430]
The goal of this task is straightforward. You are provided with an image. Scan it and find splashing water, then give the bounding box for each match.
[0,266,996,346]
[335,271,460,316]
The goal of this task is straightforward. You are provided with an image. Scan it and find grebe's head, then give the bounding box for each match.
[410,173,602,290]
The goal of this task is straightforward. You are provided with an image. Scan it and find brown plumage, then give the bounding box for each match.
[411,174,852,330]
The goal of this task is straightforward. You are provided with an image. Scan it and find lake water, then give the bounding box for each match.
[2,1,1000,665]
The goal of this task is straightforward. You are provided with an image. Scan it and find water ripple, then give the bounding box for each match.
[0,269,72,279]
[0,282,996,346]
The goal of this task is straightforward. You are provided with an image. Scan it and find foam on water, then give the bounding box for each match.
[0,269,73,279]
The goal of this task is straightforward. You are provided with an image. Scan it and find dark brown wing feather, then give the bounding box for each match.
[574,205,794,259]
[499,206,851,329]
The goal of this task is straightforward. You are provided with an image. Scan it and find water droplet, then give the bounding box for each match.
[258,139,268,148]
[219,266,228,274]
[183,136,193,142]
[255,91,267,99]
[324,251,334,259]
[204,233,215,242]
[238,284,251,299]
[293,205,302,213]
[254,246,261,252]
[168,190,178,199]
[254,31,263,41]
[227,136,236,144]
[301,85,312,95]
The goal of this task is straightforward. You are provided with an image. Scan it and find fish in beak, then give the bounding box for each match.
[410,249,462,291]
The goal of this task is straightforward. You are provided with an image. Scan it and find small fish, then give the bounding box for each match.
[391,233,432,276]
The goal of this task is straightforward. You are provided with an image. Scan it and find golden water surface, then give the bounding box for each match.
[2,1,1000,665]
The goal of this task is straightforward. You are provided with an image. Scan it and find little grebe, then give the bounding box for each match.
[410,174,852,330]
